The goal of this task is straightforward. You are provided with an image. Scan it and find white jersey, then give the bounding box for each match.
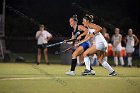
[112,34,122,47]
[36,30,52,45]
[112,34,122,51]
[126,35,135,47]
[88,28,108,51]
[126,35,135,53]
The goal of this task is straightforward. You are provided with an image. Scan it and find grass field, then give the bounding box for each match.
[0,63,140,93]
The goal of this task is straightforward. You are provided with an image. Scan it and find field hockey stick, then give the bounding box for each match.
[61,38,89,53]
[46,38,77,48]
[64,38,77,42]
[61,45,75,53]
[46,41,63,48]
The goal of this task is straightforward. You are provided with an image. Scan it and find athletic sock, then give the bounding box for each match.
[119,57,124,66]
[104,56,108,62]
[70,58,77,71]
[128,57,132,66]
[102,58,114,73]
[90,66,93,70]
[84,57,91,70]
[114,57,118,66]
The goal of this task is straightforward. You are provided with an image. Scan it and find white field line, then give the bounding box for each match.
[0,76,140,81]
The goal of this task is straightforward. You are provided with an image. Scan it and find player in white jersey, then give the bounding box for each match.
[111,28,124,66]
[124,28,139,67]
[35,25,52,65]
[77,14,116,76]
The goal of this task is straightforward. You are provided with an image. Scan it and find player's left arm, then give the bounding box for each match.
[46,32,53,41]
[75,33,93,47]
[90,23,102,35]
[118,34,122,44]
[77,25,88,40]
[133,34,139,46]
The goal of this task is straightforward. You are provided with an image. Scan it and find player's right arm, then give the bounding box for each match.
[35,31,42,39]
[133,34,139,46]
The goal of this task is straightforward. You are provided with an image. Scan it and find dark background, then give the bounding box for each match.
[0,0,140,53]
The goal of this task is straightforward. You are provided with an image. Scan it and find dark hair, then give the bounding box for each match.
[83,14,94,22]
[39,24,45,28]
[71,14,78,22]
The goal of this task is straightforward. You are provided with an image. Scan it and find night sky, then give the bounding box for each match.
[1,0,140,38]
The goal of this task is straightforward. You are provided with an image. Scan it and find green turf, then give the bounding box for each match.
[0,63,140,93]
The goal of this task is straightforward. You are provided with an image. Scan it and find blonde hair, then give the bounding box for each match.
[71,14,78,22]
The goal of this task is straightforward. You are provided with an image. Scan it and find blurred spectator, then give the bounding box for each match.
[35,24,52,65]
[111,28,124,66]
[124,28,139,67]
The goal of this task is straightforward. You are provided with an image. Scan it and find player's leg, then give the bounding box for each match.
[118,51,124,66]
[44,48,49,64]
[98,51,117,76]
[82,45,98,75]
[65,46,84,75]
[104,52,108,62]
[113,51,118,66]
[127,47,134,67]
[79,54,85,65]
[127,53,133,67]
[37,48,41,65]
[71,46,84,71]
[79,53,96,75]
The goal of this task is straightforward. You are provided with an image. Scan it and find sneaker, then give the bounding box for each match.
[46,62,50,65]
[81,69,92,76]
[65,71,75,76]
[37,62,40,65]
[109,71,117,76]
[91,70,96,75]
[79,63,85,66]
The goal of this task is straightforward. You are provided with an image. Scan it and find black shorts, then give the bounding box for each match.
[37,44,47,50]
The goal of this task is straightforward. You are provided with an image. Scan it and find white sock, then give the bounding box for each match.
[84,57,91,70]
[104,56,108,62]
[102,58,114,73]
[128,57,132,66]
[119,57,124,66]
[114,57,118,66]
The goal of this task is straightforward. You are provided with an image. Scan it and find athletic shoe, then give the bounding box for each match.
[109,71,117,76]
[37,62,40,65]
[91,70,96,75]
[46,62,50,65]
[79,63,85,66]
[81,69,92,76]
[65,71,75,76]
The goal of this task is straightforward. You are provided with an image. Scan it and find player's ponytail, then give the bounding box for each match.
[84,14,94,22]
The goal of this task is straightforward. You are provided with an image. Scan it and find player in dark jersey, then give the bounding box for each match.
[65,15,95,75]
